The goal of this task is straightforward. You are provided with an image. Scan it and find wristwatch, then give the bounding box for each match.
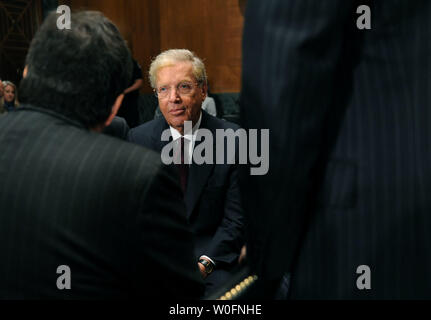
[199,258,214,275]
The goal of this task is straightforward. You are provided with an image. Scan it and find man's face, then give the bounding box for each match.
[4,85,15,103]
[156,62,206,134]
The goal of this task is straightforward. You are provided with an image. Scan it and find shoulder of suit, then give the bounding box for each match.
[97,131,163,171]
[113,116,128,126]
[203,112,241,131]
[129,117,164,135]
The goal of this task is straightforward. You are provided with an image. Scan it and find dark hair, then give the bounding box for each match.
[19,11,132,127]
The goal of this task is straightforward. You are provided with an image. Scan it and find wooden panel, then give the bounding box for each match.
[124,0,160,92]
[160,0,244,93]
[0,0,42,85]
[60,0,160,93]
[59,0,245,93]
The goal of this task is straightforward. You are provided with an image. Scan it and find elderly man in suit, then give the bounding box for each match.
[128,49,244,295]
[0,11,203,299]
[241,0,431,299]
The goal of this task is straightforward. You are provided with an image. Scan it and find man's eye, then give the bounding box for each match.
[159,87,167,92]
[180,84,192,89]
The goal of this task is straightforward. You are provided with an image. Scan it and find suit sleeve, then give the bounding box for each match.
[240,0,356,280]
[134,161,205,299]
[205,163,245,266]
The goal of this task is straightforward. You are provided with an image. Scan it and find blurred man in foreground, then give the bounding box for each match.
[0,11,203,299]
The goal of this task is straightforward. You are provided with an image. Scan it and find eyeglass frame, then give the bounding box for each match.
[153,80,204,99]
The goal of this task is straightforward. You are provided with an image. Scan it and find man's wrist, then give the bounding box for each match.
[198,258,215,275]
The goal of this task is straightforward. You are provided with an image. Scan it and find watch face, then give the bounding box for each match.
[206,263,214,273]
[200,259,214,274]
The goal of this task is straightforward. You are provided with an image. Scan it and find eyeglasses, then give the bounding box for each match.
[154,81,200,98]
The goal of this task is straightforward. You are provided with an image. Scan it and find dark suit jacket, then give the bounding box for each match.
[0,105,204,299]
[128,111,244,269]
[103,116,129,140]
[241,0,431,299]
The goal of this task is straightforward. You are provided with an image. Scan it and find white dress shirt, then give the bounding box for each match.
[169,112,202,165]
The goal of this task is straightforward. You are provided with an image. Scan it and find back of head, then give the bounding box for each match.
[19,11,132,128]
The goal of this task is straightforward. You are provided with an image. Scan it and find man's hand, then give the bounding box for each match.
[198,257,214,279]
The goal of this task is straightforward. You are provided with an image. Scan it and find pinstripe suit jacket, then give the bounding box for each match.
[0,105,204,299]
[241,0,431,299]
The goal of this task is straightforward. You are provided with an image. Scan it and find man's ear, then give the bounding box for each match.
[104,94,124,127]
[201,82,208,100]
[23,66,28,78]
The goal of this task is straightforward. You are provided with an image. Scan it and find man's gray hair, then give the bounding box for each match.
[149,49,207,89]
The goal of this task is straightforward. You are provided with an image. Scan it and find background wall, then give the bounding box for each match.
[0,0,43,86]
[60,0,246,93]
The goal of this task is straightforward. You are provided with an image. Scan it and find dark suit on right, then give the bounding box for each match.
[241,0,431,299]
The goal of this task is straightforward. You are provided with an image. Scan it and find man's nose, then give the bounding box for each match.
[167,87,181,102]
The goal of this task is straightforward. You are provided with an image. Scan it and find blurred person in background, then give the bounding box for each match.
[0,81,19,113]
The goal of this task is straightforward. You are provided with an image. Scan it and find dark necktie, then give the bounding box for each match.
[177,137,189,193]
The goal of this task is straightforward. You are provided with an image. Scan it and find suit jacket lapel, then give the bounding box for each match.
[151,112,215,219]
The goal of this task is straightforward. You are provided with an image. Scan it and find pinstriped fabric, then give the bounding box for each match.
[241,0,431,298]
[0,106,203,298]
